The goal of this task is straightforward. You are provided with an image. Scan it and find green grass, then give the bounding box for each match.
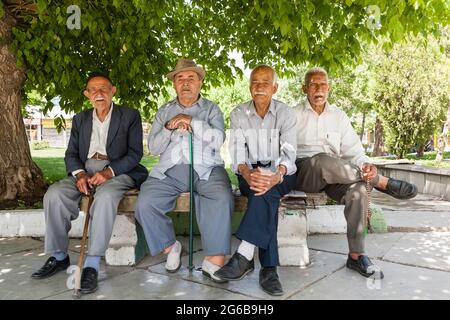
[405,151,450,169]
[32,148,239,186]
[31,148,66,158]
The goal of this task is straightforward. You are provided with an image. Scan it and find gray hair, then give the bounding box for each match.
[304,67,328,85]
[250,65,278,84]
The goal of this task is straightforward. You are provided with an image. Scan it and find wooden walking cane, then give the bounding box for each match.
[73,189,95,299]
[188,131,194,272]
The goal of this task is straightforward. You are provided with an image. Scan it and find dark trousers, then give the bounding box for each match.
[235,174,297,267]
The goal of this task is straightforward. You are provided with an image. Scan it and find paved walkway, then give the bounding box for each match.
[1,191,449,300]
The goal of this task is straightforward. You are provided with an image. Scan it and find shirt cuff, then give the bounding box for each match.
[279,160,297,176]
[72,169,85,178]
[356,156,371,169]
[108,166,115,177]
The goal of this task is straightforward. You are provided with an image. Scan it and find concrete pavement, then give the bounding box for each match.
[1,191,449,300]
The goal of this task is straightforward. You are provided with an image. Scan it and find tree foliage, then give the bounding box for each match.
[372,33,450,158]
[1,0,448,123]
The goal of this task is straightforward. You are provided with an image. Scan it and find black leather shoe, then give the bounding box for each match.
[80,267,98,294]
[259,267,283,296]
[375,178,417,200]
[213,252,254,281]
[346,255,384,279]
[31,256,70,279]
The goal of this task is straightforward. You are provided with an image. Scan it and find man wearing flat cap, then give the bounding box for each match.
[135,59,233,282]
[31,72,148,295]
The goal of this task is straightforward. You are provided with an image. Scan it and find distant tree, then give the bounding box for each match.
[372,34,450,159]
[204,76,251,129]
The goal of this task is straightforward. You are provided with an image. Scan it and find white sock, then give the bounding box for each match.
[237,240,255,261]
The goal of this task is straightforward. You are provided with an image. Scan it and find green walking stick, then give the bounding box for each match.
[188,131,194,271]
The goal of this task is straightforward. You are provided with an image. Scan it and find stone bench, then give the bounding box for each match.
[80,190,329,268]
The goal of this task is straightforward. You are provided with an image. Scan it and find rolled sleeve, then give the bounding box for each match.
[339,113,370,167]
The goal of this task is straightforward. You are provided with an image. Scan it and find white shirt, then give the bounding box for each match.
[72,104,115,177]
[87,103,114,158]
[294,99,369,167]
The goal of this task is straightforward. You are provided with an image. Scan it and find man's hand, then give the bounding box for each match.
[240,166,282,196]
[165,114,193,130]
[75,171,92,195]
[361,163,378,182]
[175,122,192,133]
[88,168,113,186]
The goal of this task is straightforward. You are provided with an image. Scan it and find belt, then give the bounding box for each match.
[251,161,272,169]
[90,152,109,161]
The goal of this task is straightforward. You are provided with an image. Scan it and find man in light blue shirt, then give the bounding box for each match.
[135,59,233,282]
[214,65,297,296]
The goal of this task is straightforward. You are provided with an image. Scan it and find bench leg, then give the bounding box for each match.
[105,214,149,266]
[277,209,310,267]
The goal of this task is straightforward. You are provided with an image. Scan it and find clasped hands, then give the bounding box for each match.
[75,168,113,194]
[165,114,192,133]
[240,165,285,196]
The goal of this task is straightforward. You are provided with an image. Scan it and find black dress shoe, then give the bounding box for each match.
[375,178,417,200]
[213,252,254,281]
[31,256,70,279]
[80,267,98,294]
[346,255,384,279]
[259,267,283,296]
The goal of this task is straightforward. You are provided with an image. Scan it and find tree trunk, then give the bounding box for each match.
[416,144,425,157]
[436,104,450,162]
[371,117,386,157]
[359,111,366,141]
[0,10,47,208]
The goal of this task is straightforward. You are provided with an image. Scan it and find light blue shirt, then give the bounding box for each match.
[229,99,297,175]
[148,97,225,180]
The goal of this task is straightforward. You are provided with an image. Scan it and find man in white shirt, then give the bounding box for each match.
[32,72,148,295]
[294,67,417,279]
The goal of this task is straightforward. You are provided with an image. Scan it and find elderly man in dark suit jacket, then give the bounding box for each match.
[31,72,148,295]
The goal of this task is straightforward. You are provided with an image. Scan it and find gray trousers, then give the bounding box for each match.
[44,159,134,256]
[295,153,379,254]
[135,165,233,256]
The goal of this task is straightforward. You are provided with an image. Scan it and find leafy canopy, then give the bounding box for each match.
[1,0,448,129]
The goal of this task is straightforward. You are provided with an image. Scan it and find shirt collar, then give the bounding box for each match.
[174,95,203,110]
[249,99,276,117]
[93,103,114,122]
[304,98,335,114]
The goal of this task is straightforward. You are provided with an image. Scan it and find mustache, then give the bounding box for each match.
[94,95,106,101]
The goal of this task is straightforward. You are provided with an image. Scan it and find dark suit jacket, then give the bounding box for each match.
[65,104,148,187]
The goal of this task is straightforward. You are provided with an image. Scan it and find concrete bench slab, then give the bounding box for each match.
[79,189,324,267]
